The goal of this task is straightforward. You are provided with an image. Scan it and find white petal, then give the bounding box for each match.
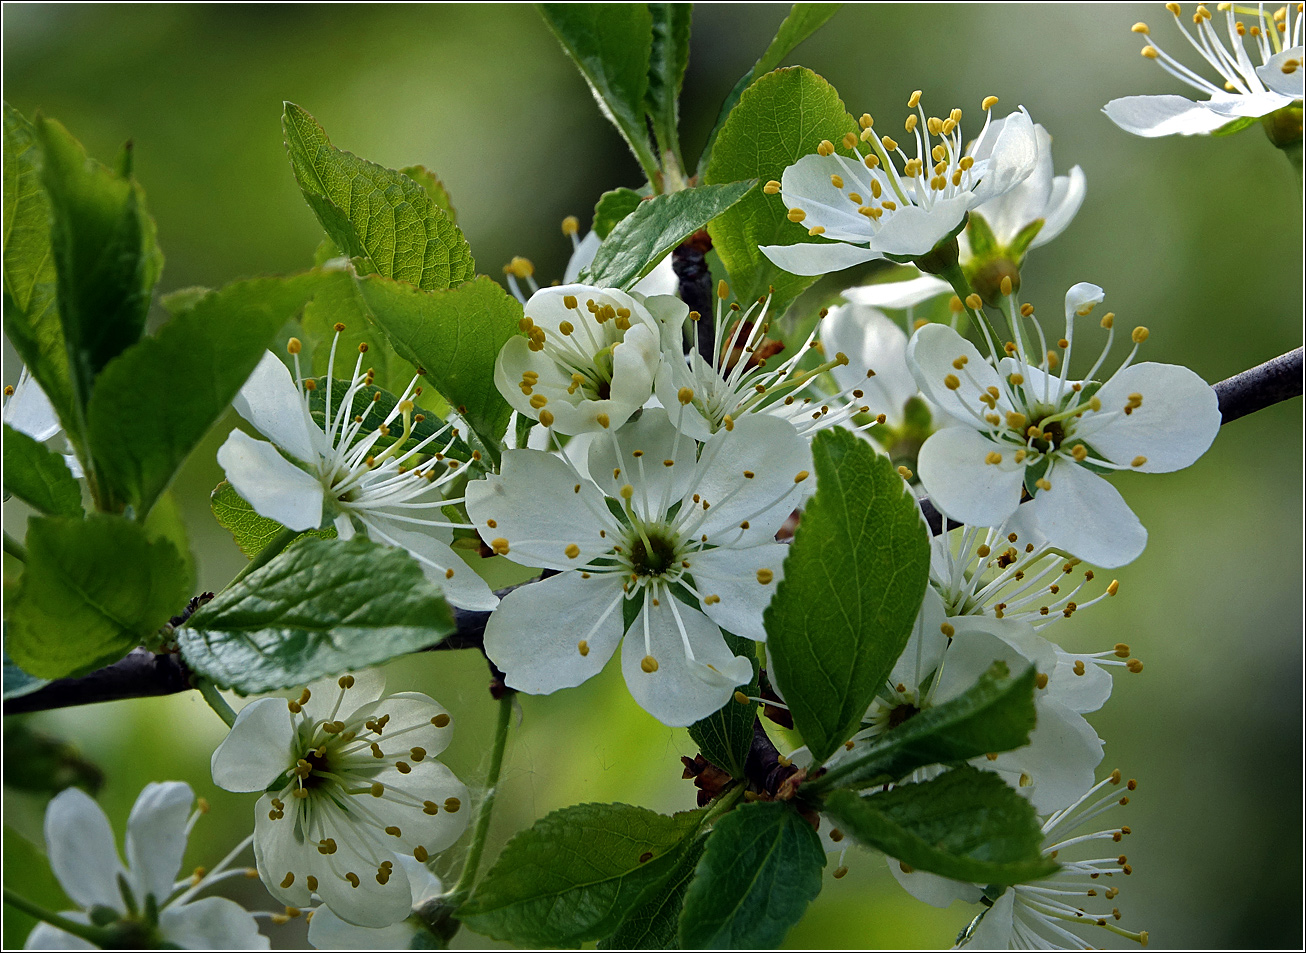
[621,602,750,727]
[688,542,788,641]
[251,793,314,910]
[307,907,417,950]
[1202,89,1295,118]
[1087,362,1220,472]
[563,231,601,283]
[932,616,1054,704]
[483,571,627,695]
[822,303,918,426]
[25,913,97,951]
[1030,461,1146,569]
[607,323,660,411]
[780,153,879,242]
[972,120,1054,246]
[301,668,388,723]
[916,427,1024,528]
[890,587,949,690]
[159,897,270,950]
[125,781,194,907]
[1030,166,1086,249]
[588,407,696,518]
[305,827,413,929]
[632,257,682,299]
[840,274,951,310]
[1102,94,1234,137]
[968,108,1039,206]
[1063,281,1105,321]
[211,698,296,793]
[216,430,325,532]
[988,697,1102,814]
[45,788,125,911]
[869,195,970,257]
[232,351,321,462]
[888,858,984,908]
[760,242,882,277]
[4,368,62,441]
[356,514,498,611]
[906,323,1007,422]
[654,359,715,442]
[961,889,1017,948]
[635,293,691,354]
[373,759,471,857]
[1048,652,1114,715]
[394,853,443,905]
[1258,47,1306,98]
[349,690,457,760]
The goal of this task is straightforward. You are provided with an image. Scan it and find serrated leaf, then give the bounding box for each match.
[399,165,458,225]
[210,481,336,561]
[765,428,930,763]
[459,802,704,946]
[696,4,843,178]
[600,833,707,950]
[646,4,693,166]
[677,801,824,949]
[588,181,756,289]
[823,767,1058,886]
[355,274,521,461]
[282,103,474,291]
[5,514,193,679]
[86,273,324,517]
[688,631,758,778]
[538,4,660,181]
[2,424,81,517]
[594,187,645,239]
[705,67,856,313]
[177,536,454,693]
[3,103,75,434]
[812,663,1039,792]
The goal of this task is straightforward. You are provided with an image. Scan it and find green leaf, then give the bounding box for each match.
[3,650,49,701]
[2,720,104,795]
[210,481,336,561]
[696,4,843,178]
[85,273,324,517]
[2,425,81,517]
[459,802,704,946]
[37,115,163,414]
[813,663,1039,792]
[965,211,999,259]
[355,274,522,460]
[594,187,645,239]
[677,801,824,949]
[5,514,193,679]
[399,165,459,225]
[646,4,693,165]
[3,103,75,434]
[688,631,757,778]
[588,181,756,289]
[822,767,1058,886]
[1212,114,1259,137]
[765,428,930,763]
[704,67,856,313]
[176,536,454,693]
[538,4,660,181]
[600,833,707,950]
[282,103,474,291]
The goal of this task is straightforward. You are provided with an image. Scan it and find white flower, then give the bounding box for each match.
[1104,4,1303,138]
[4,367,84,478]
[306,854,442,949]
[495,285,682,436]
[25,783,267,950]
[465,408,812,726]
[821,299,930,432]
[908,282,1221,568]
[759,95,1038,277]
[210,670,470,930]
[955,770,1147,950]
[216,331,496,611]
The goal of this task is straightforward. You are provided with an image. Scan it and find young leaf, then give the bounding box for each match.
[399,164,458,225]
[587,181,756,289]
[6,514,193,679]
[677,801,825,949]
[459,802,704,946]
[704,67,857,313]
[599,833,708,950]
[176,536,454,693]
[2,424,81,517]
[811,663,1039,793]
[822,767,1059,885]
[86,273,325,517]
[3,103,74,433]
[765,428,930,763]
[355,274,522,460]
[282,103,474,291]
[209,481,337,560]
[646,4,693,166]
[593,187,646,239]
[696,4,843,178]
[538,4,660,182]
[688,631,758,778]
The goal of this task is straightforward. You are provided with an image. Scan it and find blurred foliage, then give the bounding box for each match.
[3,4,1301,949]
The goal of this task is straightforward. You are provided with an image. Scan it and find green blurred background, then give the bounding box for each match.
[3,3,1301,948]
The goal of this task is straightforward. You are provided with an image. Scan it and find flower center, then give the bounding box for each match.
[887,702,921,729]
[628,530,678,577]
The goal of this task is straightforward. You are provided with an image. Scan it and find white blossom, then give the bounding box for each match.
[3,367,84,478]
[306,854,442,949]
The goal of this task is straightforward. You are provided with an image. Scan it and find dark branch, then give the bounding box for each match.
[672,230,715,362]
[6,348,1302,717]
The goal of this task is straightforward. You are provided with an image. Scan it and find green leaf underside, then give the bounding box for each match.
[177,536,453,693]
[704,66,857,313]
[677,801,825,949]
[600,833,707,950]
[210,481,336,561]
[282,103,474,291]
[86,273,325,517]
[688,631,758,778]
[696,4,843,179]
[645,3,693,164]
[355,274,521,459]
[538,4,659,179]
[6,515,192,679]
[3,103,75,433]
[818,663,1039,791]
[765,428,930,763]
[3,651,50,701]
[587,181,756,289]
[593,187,645,239]
[459,802,703,946]
[2,425,81,517]
[823,767,1058,886]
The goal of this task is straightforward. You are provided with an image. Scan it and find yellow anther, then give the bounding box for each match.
[539,409,555,427]
[596,413,610,429]
[829,173,845,189]
[1141,45,1159,58]
[944,373,961,390]
[508,256,535,278]
[808,225,826,236]
[619,484,635,502]
[763,180,781,195]
[860,113,874,129]
[1131,455,1148,467]
[529,393,548,409]
[678,386,695,405]
[561,215,580,235]
[981,95,999,110]
[1035,478,1052,491]
[926,116,943,136]
[940,622,955,637]
[880,135,898,151]
[1127,659,1144,673]
[370,782,385,797]
[904,114,918,133]
[1132,21,1150,33]
[1036,672,1049,689]
[565,543,581,559]
[423,800,440,815]
[985,451,1002,465]
[1132,326,1149,343]
[578,640,590,657]
[723,414,735,431]
[641,655,659,673]
[1072,445,1088,461]
[1008,373,1024,387]
[907,89,922,108]
[413,846,429,862]
[897,465,913,479]
[794,470,810,483]
[333,322,346,333]
[863,153,880,169]
[1107,580,1120,596]
[787,207,806,223]
[563,294,578,309]
[286,337,303,356]
[559,320,574,335]
[490,537,510,555]
[756,568,774,584]
[817,139,835,156]
[842,132,858,150]
[999,276,1013,296]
